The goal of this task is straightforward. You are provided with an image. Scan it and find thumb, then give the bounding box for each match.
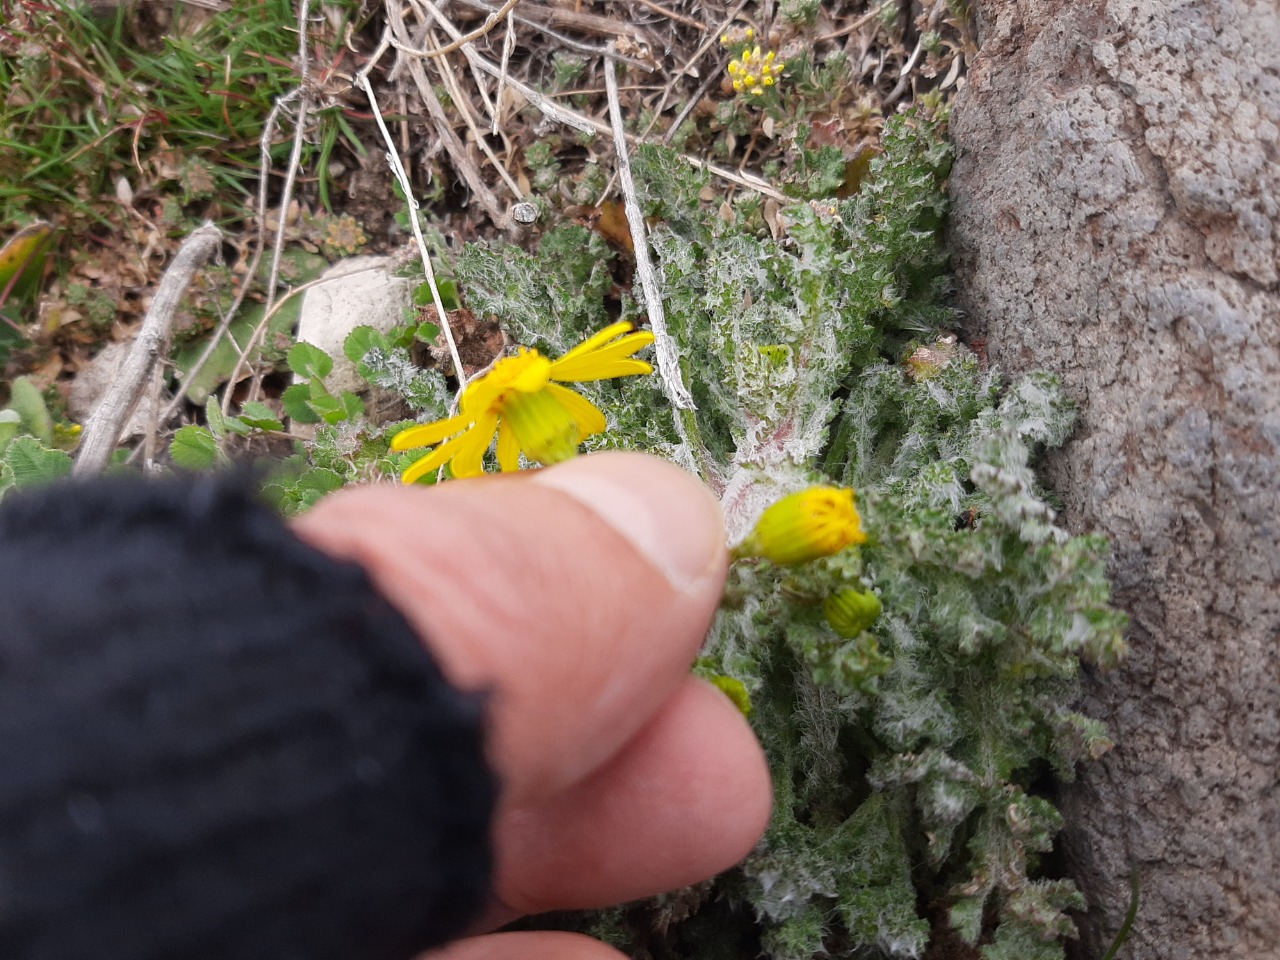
[293,451,729,809]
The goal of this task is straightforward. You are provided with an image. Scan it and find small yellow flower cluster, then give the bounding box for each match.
[726,45,786,96]
[718,25,755,47]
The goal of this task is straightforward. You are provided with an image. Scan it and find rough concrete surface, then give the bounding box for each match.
[949,1,1279,957]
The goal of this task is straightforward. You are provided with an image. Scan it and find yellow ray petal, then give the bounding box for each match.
[496,419,521,472]
[552,321,636,368]
[391,413,471,451]
[552,358,654,382]
[549,330,655,381]
[449,413,499,478]
[544,382,608,437]
[400,427,479,484]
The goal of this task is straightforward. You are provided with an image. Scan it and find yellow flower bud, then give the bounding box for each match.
[742,487,868,565]
[823,589,883,638]
[708,675,752,716]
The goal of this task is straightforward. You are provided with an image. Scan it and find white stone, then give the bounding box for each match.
[295,256,415,396]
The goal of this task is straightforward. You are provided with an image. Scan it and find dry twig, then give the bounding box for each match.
[355,36,468,389]
[75,223,223,476]
[384,0,508,225]
[604,43,693,411]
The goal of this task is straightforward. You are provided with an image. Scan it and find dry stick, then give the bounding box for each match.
[455,0,647,43]
[385,0,508,225]
[883,0,945,108]
[355,36,468,389]
[412,0,786,200]
[74,223,223,476]
[816,2,891,43]
[603,44,693,412]
[493,7,515,136]
[428,29,524,198]
[157,90,296,428]
[222,0,313,416]
[415,0,522,59]
[630,0,707,31]
[596,0,748,202]
[450,0,653,67]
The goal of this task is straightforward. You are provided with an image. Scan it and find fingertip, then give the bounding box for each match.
[533,452,727,594]
[427,931,628,960]
[493,677,772,913]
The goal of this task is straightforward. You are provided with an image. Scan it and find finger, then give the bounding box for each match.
[490,678,772,918]
[426,930,627,960]
[293,452,729,809]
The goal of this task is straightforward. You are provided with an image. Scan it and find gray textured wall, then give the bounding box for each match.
[948,1,1280,956]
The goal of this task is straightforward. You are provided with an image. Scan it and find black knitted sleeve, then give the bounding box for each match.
[0,474,495,960]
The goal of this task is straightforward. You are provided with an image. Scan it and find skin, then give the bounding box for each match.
[294,451,774,960]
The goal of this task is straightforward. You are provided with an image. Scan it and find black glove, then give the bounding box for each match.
[0,474,494,960]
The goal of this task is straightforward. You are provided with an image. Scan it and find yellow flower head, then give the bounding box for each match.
[740,486,868,565]
[726,44,786,99]
[391,321,654,483]
[823,588,883,638]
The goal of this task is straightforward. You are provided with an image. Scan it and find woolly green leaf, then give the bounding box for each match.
[3,436,72,487]
[282,383,320,424]
[288,342,333,381]
[169,425,220,471]
[7,376,53,445]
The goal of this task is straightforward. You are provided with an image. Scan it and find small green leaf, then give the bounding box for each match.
[343,325,390,364]
[0,222,55,305]
[238,401,284,431]
[169,425,221,470]
[221,416,253,437]
[204,396,229,439]
[339,391,365,422]
[413,277,459,310]
[3,436,72,488]
[297,467,345,494]
[282,383,320,423]
[287,342,333,381]
[7,377,53,444]
[415,320,441,342]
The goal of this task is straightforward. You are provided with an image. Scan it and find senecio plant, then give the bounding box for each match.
[345,106,1127,958]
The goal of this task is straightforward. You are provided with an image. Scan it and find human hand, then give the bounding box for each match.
[295,452,773,960]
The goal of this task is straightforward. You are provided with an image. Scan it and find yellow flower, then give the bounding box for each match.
[726,44,786,98]
[739,486,868,565]
[391,321,654,483]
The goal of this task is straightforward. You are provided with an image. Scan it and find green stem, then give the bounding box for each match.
[1100,866,1140,960]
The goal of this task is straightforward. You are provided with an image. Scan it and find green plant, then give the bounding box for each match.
[448,107,1125,958]
[0,0,360,223]
[0,376,75,497]
[281,342,365,427]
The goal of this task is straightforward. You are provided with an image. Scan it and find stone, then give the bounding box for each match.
[949,2,1280,957]
[295,256,416,396]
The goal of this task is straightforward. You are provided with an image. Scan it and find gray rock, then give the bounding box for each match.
[296,256,415,396]
[950,2,1279,957]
